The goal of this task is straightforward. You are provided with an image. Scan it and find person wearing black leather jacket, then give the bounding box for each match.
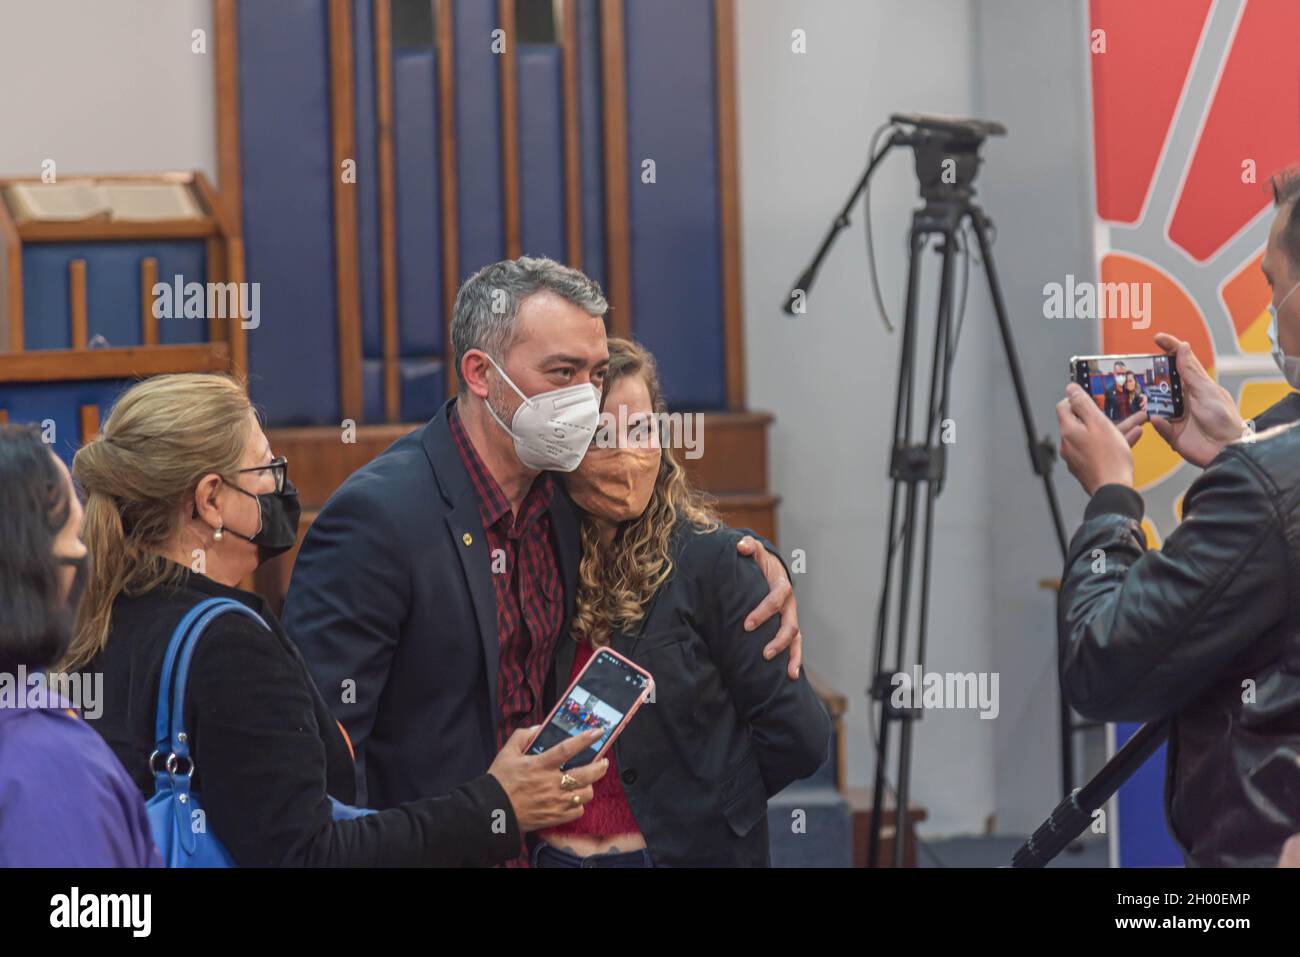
[1052,171,1300,867]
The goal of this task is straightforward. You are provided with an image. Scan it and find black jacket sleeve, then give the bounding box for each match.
[1058,448,1290,722]
[282,482,409,804]
[190,619,520,867]
[695,530,830,796]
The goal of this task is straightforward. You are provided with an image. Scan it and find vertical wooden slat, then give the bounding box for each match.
[214,0,244,235]
[376,0,401,421]
[561,0,582,269]
[498,0,522,260]
[0,203,22,351]
[140,256,159,345]
[436,0,461,397]
[206,237,228,344]
[600,0,632,338]
[69,259,88,349]
[5,246,20,352]
[79,405,100,444]
[191,171,233,345]
[227,237,249,381]
[328,0,364,422]
[714,0,745,410]
[213,0,240,376]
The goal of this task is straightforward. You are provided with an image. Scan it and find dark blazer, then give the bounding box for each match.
[1058,418,1300,866]
[547,521,831,867]
[87,569,521,866]
[1102,384,1121,422]
[282,398,582,808]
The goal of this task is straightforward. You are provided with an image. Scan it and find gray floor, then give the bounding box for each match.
[919,835,1109,868]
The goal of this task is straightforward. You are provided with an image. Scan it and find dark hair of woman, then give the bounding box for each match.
[0,424,73,673]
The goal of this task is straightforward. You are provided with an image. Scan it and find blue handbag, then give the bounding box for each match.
[145,597,373,868]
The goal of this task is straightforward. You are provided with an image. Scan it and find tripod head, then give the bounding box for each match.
[889,113,1006,207]
[782,114,1007,315]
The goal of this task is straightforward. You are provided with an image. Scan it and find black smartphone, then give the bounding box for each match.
[523,647,654,771]
[1069,352,1184,420]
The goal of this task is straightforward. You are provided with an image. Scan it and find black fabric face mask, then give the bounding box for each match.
[224,478,302,563]
[58,554,88,611]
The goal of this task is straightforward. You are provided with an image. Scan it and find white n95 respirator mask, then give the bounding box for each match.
[483,354,601,472]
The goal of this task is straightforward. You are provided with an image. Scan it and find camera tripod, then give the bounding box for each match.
[786,114,1073,867]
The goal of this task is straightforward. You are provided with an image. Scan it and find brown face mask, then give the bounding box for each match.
[566,447,662,523]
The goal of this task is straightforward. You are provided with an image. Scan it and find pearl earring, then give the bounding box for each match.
[214,525,224,542]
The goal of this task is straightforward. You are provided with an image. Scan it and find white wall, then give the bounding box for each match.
[0,0,215,181]
[736,0,998,835]
[971,0,1098,835]
[737,0,1099,838]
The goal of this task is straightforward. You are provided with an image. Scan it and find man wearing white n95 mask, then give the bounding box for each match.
[282,257,801,861]
[1052,168,1300,866]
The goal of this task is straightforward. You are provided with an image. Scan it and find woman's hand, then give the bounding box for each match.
[487,727,608,832]
[735,535,802,679]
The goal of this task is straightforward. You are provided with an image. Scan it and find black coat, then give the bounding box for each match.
[1102,384,1121,422]
[546,522,831,867]
[282,398,583,809]
[1058,406,1300,866]
[86,569,520,866]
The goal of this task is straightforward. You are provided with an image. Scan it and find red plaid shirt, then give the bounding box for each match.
[448,404,565,749]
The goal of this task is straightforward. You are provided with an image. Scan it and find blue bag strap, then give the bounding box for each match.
[153,597,270,772]
[153,598,228,752]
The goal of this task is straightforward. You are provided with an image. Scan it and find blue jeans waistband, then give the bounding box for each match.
[531,842,654,868]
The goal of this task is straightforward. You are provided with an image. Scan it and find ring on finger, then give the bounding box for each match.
[560,773,579,792]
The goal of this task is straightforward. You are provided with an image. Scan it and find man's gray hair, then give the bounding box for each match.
[450,256,608,391]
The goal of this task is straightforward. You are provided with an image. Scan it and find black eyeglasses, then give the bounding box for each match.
[236,455,289,493]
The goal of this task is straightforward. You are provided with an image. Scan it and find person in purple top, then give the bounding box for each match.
[0,424,160,867]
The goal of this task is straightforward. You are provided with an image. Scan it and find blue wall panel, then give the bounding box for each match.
[362,357,384,423]
[517,46,566,262]
[393,48,443,356]
[0,380,132,466]
[623,0,725,409]
[399,358,444,423]
[454,0,505,277]
[238,0,340,426]
[22,241,207,350]
[353,0,383,360]
[577,0,606,290]
[1114,722,1183,866]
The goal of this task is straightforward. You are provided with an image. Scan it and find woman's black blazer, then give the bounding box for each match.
[554,521,832,867]
[86,567,521,866]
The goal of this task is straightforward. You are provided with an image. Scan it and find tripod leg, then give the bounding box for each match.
[893,225,958,868]
[968,210,1077,798]
[868,224,927,868]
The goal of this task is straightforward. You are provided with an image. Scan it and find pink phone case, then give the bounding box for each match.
[524,646,655,764]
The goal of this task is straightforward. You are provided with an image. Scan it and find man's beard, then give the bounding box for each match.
[486,374,521,432]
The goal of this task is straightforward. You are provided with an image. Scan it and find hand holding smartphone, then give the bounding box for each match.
[1069,352,1185,422]
[524,647,654,771]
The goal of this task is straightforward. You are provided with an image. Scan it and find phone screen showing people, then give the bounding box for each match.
[1072,353,1184,420]
[526,649,651,770]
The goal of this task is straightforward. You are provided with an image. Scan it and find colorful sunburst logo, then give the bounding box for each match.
[1089,0,1297,542]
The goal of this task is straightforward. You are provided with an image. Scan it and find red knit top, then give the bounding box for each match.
[539,641,643,839]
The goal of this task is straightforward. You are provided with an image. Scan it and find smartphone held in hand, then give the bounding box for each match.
[523,648,654,772]
[1069,352,1185,421]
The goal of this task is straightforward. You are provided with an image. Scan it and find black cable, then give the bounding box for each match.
[864,121,902,332]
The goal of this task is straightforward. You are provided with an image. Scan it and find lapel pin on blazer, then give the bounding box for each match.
[462,532,473,546]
